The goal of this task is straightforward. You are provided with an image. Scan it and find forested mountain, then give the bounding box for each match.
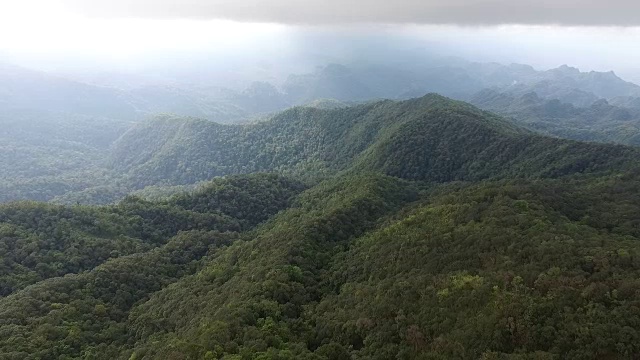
[470,89,640,146]
[3,170,640,358]
[5,58,640,159]
[6,0,640,354]
[0,86,640,360]
[115,173,640,359]
[0,108,133,203]
[0,174,305,297]
[3,88,640,358]
[279,62,640,105]
[3,93,640,205]
[110,94,638,187]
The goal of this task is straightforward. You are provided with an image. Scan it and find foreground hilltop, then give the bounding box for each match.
[3,172,640,359]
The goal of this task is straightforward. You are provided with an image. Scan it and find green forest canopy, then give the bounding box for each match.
[2,95,640,359]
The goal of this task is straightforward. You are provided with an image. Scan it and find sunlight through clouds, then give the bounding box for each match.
[0,2,286,56]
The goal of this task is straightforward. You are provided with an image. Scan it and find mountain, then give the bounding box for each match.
[4,92,640,358]
[0,63,140,120]
[120,173,640,359]
[279,62,640,107]
[544,65,640,99]
[3,171,640,359]
[5,58,640,148]
[458,63,640,103]
[3,93,640,205]
[470,89,640,145]
[0,173,305,297]
[110,94,639,188]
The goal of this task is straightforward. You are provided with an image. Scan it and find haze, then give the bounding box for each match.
[2,1,640,85]
[6,1,640,358]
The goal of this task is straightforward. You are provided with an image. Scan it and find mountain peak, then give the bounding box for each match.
[554,64,581,76]
[588,69,621,80]
[321,63,351,76]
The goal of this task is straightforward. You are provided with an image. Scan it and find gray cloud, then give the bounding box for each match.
[51,0,640,26]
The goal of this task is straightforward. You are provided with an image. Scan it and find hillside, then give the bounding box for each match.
[280,62,640,105]
[110,94,640,188]
[0,109,134,203]
[4,90,640,358]
[120,173,640,359]
[3,93,640,206]
[3,170,640,359]
[471,89,640,146]
[0,174,305,297]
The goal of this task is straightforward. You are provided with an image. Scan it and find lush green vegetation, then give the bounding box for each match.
[311,175,640,359]
[5,93,640,359]
[6,64,640,205]
[471,89,640,146]
[5,62,640,205]
[111,94,639,189]
[4,171,640,359]
[0,109,132,203]
[0,174,304,297]
[120,173,640,360]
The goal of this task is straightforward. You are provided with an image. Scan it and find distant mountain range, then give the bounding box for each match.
[0,63,287,123]
[4,59,640,124]
[470,89,640,145]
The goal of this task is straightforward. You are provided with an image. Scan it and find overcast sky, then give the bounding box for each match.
[16,0,640,26]
[1,0,640,83]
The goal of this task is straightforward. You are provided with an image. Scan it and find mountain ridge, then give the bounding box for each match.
[109,94,640,189]
[3,89,640,358]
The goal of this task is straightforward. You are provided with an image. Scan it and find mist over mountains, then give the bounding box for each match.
[4,55,640,121]
[5,18,640,357]
[5,53,640,205]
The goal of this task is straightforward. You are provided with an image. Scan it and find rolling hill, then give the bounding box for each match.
[3,172,640,359]
[5,93,640,205]
[470,89,640,146]
[110,94,639,188]
[3,92,640,359]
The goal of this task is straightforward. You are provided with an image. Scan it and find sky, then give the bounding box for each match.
[14,0,640,26]
[1,0,640,83]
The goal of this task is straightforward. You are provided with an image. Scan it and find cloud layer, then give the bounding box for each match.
[48,0,640,26]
